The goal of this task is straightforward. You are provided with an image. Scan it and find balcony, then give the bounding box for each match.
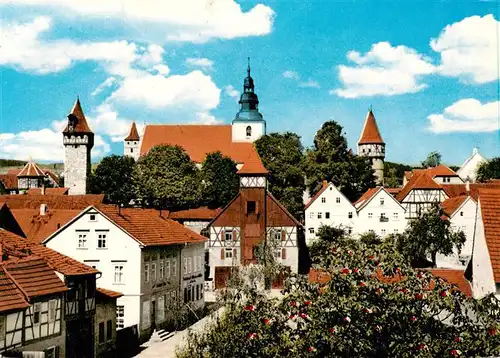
[379,216,389,223]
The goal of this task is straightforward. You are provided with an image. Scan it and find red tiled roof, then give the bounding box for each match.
[2,256,67,299]
[125,121,140,141]
[396,171,443,201]
[0,194,104,210]
[404,171,412,181]
[478,188,500,282]
[0,174,18,190]
[0,265,30,313]
[17,161,45,177]
[168,207,220,220]
[354,187,380,206]
[385,187,401,195]
[237,152,268,175]
[30,245,98,276]
[304,181,329,210]
[11,209,81,243]
[97,287,123,299]
[44,170,61,186]
[140,124,260,164]
[27,188,69,196]
[95,205,207,247]
[428,269,472,297]
[63,98,93,134]
[441,195,469,217]
[358,110,384,145]
[427,165,458,178]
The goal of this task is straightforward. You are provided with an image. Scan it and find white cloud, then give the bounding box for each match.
[192,112,222,125]
[427,98,500,133]
[333,41,436,98]
[0,17,139,74]
[225,85,240,98]
[430,15,500,84]
[153,64,171,76]
[1,0,275,43]
[108,70,220,110]
[91,77,116,97]
[299,79,320,88]
[87,103,136,142]
[0,122,110,161]
[185,57,214,71]
[282,70,299,79]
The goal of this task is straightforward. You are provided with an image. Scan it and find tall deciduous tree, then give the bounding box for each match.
[305,121,375,202]
[421,151,442,168]
[88,155,136,205]
[200,151,239,209]
[397,203,466,267]
[255,133,306,218]
[135,145,200,210]
[476,157,500,182]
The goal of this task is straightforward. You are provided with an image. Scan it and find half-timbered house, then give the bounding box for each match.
[207,158,301,289]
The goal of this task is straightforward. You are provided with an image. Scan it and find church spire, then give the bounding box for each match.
[234,59,262,122]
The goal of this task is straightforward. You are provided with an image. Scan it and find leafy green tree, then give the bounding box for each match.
[304,121,375,202]
[0,180,6,195]
[476,157,500,182]
[421,151,442,168]
[397,204,466,267]
[384,161,412,187]
[200,151,239,209]
[88,155,136,205]
[178,228,500,358]
[255,133,305,218]
[135,145,200,210]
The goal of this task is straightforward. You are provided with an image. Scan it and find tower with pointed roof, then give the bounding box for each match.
[357,109,385,185]
[124,121,140,161]
[232,58,266,143]
[63,98,94,195]
[17,159,46,192]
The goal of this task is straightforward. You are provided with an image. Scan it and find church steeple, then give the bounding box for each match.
[235,58,262,121]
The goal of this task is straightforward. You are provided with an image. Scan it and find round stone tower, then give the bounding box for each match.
[357,109,385,185]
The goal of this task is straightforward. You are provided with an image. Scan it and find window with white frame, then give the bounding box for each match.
[144,264,149,282]
[325,212,330,219]
[77,232,88,248]
[187,258,192,273]
[317,212,322,219]
[347,227,353,234]
[394,229,399,233]
[224,230,233,246]
[225,248,233,258]
[97,233,107,249]
[336,197,340,204]
[159,262,164,279]
[33,303,41,324]
[184,258,188,274]
[348,212,353,219]
[368,229,375,234]
[151,263,156,281]
[309,212,314,219]
[48,300,56,323]
[393,212,399,220]
[380,198,385,206]
[381,229,386,236]
[114,264,124,284]
[116,306,124,329]
[368,213,373,219]
[84,260,99,270]
[321,197,326,203]
[89,214,97,221]
[309,228,315,234]
[165,260,171,278]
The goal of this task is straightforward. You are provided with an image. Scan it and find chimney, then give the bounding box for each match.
[322,180,328,188]
[40,204,48,216]
[41,183,45,195]
[465,177,470,193]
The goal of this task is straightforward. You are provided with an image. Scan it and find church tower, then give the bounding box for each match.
[63,98,94,195]
[232,59,266,142]
[124,121,140,161]
[357,109,385,185]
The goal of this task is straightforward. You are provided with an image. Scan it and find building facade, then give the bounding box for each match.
[457,148,487,183]
[123,122,141,162]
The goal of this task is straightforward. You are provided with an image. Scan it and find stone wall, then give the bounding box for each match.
[64,142,91,195]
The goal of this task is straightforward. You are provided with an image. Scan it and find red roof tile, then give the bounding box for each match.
[167,207,220,220]
[427,165,458,178]
[0,174,18,190]
[2,256,67,299]
[396,171,443,201]
[63,98,93,134]
[0,194,104,210]
[27,188,69,196]
[354,187,380,206]
[478,188,500,282]
[30,245,98,276]
[385,187,401,195]
[17,161,46,177]
[441,195,469,217]
[125,121,140,141]
[236,152,268,175]
[0,265,29,313]
[140,124,260,164]
[358,110,384,145]
[97,287,123,299]
[95,205,207,247]
[304,181,329,210]
[428,269,472,297]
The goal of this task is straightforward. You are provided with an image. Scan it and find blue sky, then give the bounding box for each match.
[0,0,499,165]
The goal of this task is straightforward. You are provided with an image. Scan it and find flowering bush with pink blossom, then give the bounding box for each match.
[177,229,500,357]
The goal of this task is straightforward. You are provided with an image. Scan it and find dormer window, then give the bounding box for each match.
[246,126,252,137]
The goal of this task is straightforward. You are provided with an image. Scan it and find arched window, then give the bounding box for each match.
[246,126,252,137]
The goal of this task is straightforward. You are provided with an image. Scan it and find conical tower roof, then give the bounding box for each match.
[125,122,140,141]
[358,110,384,145]
[17,159,45,177]
[63,98,93,134]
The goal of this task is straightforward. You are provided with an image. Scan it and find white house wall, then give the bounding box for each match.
[354,190,407,237]
[471,203,497,299]
[305,184,357,245]
[231,122,265,143]
[457,151,486,183]
[45,209,142,330]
